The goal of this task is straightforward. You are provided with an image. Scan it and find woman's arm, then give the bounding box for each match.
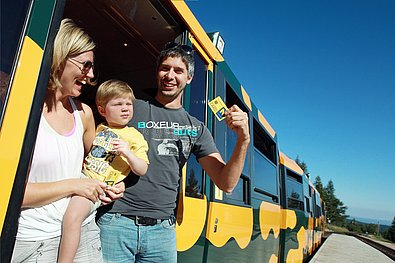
[22,178,107,208]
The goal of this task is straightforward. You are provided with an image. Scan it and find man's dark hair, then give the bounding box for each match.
[157,43,194,78]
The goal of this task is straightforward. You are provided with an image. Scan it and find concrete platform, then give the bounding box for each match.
[310,233,394,263]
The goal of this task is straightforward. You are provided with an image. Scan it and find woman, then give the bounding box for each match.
[11,19,123,263]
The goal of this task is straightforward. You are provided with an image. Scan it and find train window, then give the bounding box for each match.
[315,192,322,217]
[253,149,278,197]
[305,197,311,213]
[315,192,321,206]
[184,52,207,199]
[252,119,278,201]
[224,175,249,205]
[286,170,304,211]
[185,158,203,198]
[253,120,277,164]
[315,205,322,217]
[303,179,312,213]
[184,52,206,122]
[0,0,31,126]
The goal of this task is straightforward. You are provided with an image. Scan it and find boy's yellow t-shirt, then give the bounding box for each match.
[83,124,149,185]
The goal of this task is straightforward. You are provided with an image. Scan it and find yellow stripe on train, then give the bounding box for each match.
[0,36,43,233]
[176,195,207,251]
[206,202,253,249]
[259,202,281,239]
[286,227,305,263]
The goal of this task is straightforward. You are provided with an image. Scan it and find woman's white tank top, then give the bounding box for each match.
[16,98,93,241]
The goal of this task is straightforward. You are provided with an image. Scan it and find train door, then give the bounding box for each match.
[200,61,253,262]
[251,115,281,263]
[303,178,314,258]
[284,169,305,262]
[312,191,323,249]
[278,153,306,263]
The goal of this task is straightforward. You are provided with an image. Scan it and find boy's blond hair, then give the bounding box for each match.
[96,79,135,108]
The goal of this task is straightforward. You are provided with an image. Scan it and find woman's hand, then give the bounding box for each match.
[74,178,108,202]
[99,181,125,205]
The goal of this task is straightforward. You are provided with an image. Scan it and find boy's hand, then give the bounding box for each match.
[111,139,131,157]
[99,181,125,205]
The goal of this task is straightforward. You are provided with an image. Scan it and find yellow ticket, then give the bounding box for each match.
[208,96,229,121]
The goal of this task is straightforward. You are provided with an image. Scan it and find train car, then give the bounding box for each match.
[279,152,326,262]
[1,0,325,262]
[312,186,326,251]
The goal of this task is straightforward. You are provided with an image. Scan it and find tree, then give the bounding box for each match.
[325,180,348,226]
[347,219,362,233]
[295,155,308,173]
[314,176,328,209]
[387,216,395,242]
[314,176,324,197]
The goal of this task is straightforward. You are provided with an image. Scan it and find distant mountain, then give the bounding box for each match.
[348,216,391,226]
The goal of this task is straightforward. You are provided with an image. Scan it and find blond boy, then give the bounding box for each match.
[58,80,149,263]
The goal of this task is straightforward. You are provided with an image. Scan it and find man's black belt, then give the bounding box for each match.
[123,215,168,226]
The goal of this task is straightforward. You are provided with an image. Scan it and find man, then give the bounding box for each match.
[97,42,250,262]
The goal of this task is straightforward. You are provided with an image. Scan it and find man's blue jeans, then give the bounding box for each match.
[97,213,176,263]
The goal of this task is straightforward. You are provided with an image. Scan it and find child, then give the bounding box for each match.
[58,79,149,263]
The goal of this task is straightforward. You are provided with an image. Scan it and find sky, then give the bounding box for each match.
[187,0,395,224]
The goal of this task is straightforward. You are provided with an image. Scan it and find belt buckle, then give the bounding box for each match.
[135,215,145,226]
[135,216,156,226]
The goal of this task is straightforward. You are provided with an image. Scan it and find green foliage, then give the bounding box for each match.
[295,157,348,227]
[324,180,348,226]
[313,177,348,226]
[327,224,349,233]
[295,155,308,173]
[347,219,363,233]
[386,216,395,242]
[314,176,325,197]
[346,219,378,234]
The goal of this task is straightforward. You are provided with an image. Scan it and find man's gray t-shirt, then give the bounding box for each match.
[103,99,218,219]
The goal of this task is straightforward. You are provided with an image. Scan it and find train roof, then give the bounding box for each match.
[279,152,304,175]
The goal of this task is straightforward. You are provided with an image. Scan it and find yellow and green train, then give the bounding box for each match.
[1,0,326,262]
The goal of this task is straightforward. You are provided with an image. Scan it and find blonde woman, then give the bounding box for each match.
[11,19,124,263]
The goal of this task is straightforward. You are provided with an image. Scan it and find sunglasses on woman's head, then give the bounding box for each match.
[164,42,193,55]
[68,57,94,74]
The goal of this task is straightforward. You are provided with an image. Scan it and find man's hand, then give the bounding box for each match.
[225,105,250,143]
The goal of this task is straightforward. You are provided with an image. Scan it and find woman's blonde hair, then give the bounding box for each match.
[49,18,96,90]
[96,79,135,108]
